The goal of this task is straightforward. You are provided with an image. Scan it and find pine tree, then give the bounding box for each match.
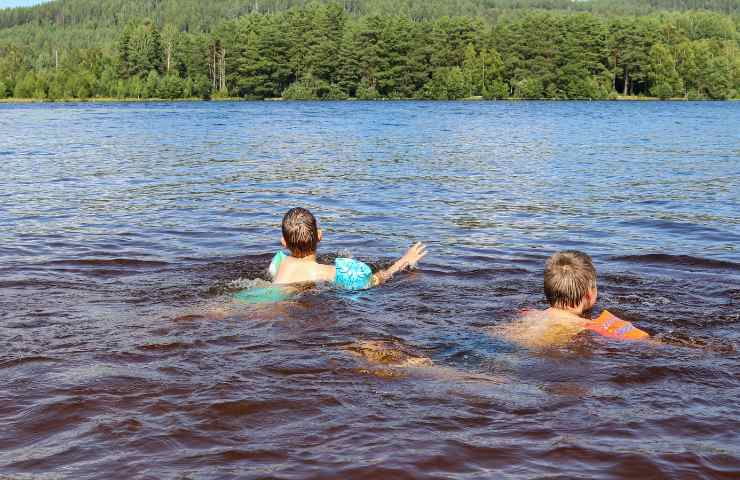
[608,16,659,95]
[354,15,386,95]
[445,66,466,99]
[13,71,36,98]
[335,27,361,96]
[648,43,683,99]
[118,22,134,77]
[462,43,482,96]
[143,69,160,97]
[232,27,264,98]
[258,15,294,96]
[706,53,733,99]
[127,20,165,77]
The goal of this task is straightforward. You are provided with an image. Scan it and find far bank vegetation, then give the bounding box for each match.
[0,0,738,101]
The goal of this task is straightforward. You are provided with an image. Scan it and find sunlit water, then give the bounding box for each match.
[1,101,739,478]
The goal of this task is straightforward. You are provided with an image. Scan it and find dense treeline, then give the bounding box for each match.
[0,0,738,100]
[2,0,739,31]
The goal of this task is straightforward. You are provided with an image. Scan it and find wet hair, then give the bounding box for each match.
[282,207,319,258]
[544,250,597,309]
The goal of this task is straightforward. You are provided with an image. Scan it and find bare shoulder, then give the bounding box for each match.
[320,263,337,282]
[486,310,584,349]
[486,310,546,337]
[274,258,336,284]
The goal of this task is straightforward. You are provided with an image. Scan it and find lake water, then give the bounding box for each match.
[1,101,739,478]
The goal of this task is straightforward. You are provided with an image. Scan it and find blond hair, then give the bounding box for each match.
[544,251,596,309]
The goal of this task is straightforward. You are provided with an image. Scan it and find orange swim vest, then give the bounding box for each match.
[585,310,649,341]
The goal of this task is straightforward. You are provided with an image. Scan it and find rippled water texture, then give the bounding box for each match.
[1,101,739,479]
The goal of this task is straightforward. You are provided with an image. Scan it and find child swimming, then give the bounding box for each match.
[345,339,506,384]
[274,207,426,287]
[489,250,649,349]
[235,207,426,303]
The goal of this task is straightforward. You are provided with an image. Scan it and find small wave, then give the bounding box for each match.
[655,331,736,353]
[610,364,727,386]
[224,277,272,291]
[208,399,308,417]
[43,258,170,268]
[612,254,740,272]
[58,268,147,278]
[0,356,58,369]
[186,448,289,464]
[137,341,202,352]
[206,277,273,296]
[460,267,531,277]
[0,278,79,289]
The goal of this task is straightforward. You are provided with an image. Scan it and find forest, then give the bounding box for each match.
[0,0,738,101]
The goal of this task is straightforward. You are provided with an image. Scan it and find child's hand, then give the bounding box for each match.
[371,242,428,287]
[402,242,427,269]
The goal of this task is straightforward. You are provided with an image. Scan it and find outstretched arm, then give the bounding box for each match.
[371,242,427,287]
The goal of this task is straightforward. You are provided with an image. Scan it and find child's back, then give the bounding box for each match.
[489,309,587,349]
[269,207,426,289]
[273,255,336,285]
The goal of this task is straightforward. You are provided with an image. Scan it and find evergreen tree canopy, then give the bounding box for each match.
[0,0,738,100]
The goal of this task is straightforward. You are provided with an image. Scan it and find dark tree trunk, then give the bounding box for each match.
[623,67,629,96]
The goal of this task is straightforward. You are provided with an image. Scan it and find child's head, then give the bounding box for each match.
[544,250,597,313]
[281,207,321,258]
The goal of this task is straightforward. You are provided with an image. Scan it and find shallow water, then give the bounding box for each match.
[1,101,739,479]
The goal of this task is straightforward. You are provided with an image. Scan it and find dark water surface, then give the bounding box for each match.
[1,101,739,479]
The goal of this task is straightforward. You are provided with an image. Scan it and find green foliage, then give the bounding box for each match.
[193,74,212,99]
[124,20,164,77]
[1,1,739,35]
[706,55,734,99]
[446,67,467,99]
[462,44,482,96]
[283,78,320,100]
[143,70,160,98]
[648,43,683,98]
[420,67,467,100]
[513,77,544,99]
[130,76,144,98]
[609,16,661,95]
[356,78,381,99]
[0,1,738,101]
[13,71,36,98]
[483,80,509,99]
[282,75,348,100]
[158,74,184,99]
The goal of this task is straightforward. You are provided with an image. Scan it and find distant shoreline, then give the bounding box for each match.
[1,96,735,104]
